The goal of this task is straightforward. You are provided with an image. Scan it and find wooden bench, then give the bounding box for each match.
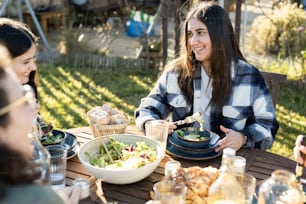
[261,71,287,107]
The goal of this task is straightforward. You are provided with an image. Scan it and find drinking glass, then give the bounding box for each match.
[46,145,67,190]
[145,120,169,150]
[236,173,256,204]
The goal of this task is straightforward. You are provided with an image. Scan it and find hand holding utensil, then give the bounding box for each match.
[173,112,202,126]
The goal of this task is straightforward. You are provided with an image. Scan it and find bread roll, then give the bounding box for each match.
[102,104,121,115]
[110,114,128,125]
[87,106,110,125]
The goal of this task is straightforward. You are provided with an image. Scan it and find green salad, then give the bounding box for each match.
[176,129,210,141]
[40,132,63,145]
[85,137,158,170]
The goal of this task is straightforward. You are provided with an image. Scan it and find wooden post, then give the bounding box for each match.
[235,0,242,44]
[161,0,169,67]
[174,0,181,58]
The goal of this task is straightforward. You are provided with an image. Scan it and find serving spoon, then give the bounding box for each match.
[173,112,202,126]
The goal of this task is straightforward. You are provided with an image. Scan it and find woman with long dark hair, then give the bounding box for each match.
[135,2,278,151]
[0,17,39,99]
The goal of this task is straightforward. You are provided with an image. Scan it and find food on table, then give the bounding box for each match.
[87,106,110,125]
[163,166,220,204]
[87,104,129,125]
[102,104,121,115]
[40,131,64,145]
[176,129,210,141]
[85,137,158,170]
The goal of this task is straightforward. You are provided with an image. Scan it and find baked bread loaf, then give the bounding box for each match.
[110,113,129,124]
[87,104,129,125]
[87,106,110,125]
[102,104,121,115]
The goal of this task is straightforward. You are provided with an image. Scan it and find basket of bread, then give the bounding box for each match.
[87,104,130,137]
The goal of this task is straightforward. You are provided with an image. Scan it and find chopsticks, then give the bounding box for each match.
[100,136,123,164]
[100,138,114,164]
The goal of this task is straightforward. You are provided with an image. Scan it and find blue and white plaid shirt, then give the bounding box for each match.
[135,60,279,150]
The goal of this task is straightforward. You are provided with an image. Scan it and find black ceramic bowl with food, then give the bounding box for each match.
[40,130,66,146]
[171,128,212,149]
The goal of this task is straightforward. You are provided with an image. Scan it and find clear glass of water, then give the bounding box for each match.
[46,145,67,190]
[145,120,169,150]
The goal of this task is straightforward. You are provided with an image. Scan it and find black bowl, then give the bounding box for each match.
[63,132,77,152]
[168,136,215,155]
[171,128,212,149]
[40,129,66,146]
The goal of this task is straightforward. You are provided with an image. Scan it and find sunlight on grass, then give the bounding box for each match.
[38,64,159,129]
[129,75,156,91]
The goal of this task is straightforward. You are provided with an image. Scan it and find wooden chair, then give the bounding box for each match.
[260,71,287,107]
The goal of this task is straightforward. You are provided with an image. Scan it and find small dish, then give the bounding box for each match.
[41,129,66,146]
[170,129,219,149]
[167,133,220,155]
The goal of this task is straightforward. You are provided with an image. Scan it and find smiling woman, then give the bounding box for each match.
[134,2,278,152]
[0,18,39,98]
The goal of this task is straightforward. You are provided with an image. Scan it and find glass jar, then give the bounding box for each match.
[207,148,245,204]
[165,160,181,178]
[257,169,303,204]
[27,119,51,185]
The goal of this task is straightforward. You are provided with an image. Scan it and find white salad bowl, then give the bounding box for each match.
[78,134,165,184]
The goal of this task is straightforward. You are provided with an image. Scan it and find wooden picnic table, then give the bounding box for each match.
[65,126,306,204]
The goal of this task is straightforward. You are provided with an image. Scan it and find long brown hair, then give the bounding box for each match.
[166,3,246,113]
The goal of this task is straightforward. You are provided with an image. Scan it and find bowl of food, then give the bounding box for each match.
[171,128,213,149]
[40,129,66,146]
[78,134,164,184]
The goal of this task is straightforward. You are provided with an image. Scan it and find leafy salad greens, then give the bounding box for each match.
[85,137,158,170]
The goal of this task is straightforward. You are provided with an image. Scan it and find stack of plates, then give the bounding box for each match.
[166,130,221,160]
[63,132,80,159]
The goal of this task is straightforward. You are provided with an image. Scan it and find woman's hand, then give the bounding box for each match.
[294,135,306,166]
[167,122,177,134]
[215,125,246,152]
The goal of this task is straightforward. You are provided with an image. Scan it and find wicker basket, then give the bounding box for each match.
[88,113,130,137]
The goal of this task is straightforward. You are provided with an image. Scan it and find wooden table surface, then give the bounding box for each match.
[65,126,306,204]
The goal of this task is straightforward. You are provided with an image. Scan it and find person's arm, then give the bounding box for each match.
[242,71,279,150]
[134,72,172,131]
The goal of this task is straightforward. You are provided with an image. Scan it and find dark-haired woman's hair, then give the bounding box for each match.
[168,3,246,114]
[0,18,39,99]
[0,18,38,58]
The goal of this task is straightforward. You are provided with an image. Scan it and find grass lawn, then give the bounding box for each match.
[38,63,306,161]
